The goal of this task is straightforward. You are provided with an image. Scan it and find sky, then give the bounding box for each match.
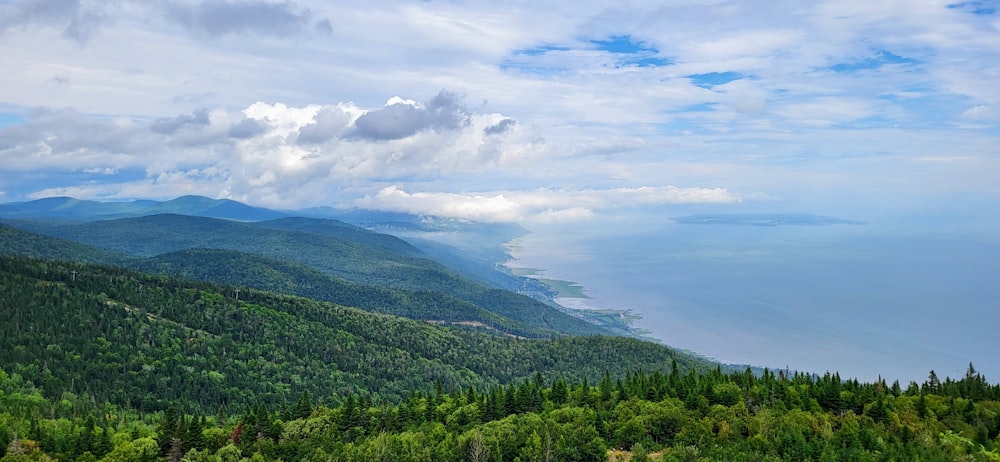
[1,0,999,223]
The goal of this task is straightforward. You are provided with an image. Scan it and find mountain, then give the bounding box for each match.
[0,195,534,291]
[0,196,139,220]
[0,255,709,410]
[251,216,426,257]
[0,195,287,221]
[149,195,289,221]
[0,222,128,265]
[2,212,608,336]
[135,248,553,338]
[256,216,534,291]
[1,221,570,337]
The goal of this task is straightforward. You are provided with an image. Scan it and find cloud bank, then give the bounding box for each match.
[357,185,741,223]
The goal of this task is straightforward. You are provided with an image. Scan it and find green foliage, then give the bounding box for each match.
[3,215,608,336]
[0,224,127,266]
[0,256,707,413]
[134,248,554,338]
[2,359,999,461]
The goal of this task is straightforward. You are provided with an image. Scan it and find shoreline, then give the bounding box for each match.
[502,238,654,339]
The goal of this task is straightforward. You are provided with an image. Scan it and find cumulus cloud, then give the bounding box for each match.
[350,91,471,141]
[0,92,559,208]
[356,185,742,223]
[296,106,352,144]
[227,117,268,139]
[484,118,517,135]
[151,108,211,134]
[0,87,750,218]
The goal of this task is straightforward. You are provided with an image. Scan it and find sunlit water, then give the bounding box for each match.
[507,217,1000,384]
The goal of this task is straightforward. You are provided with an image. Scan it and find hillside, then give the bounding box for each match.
[6,213,607,336]
[0,255,709,412]
[0,223,129,265]
[0,195,536,290]
[135,248,553,338]
[0,221,608,338]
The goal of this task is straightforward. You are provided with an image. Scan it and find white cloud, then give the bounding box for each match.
[0,95,566,208]
[774,97,877,127]
[356,185,742,223]
[963,105,998,120]
[357,186,525,222]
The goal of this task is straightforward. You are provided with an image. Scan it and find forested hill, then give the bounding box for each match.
[134,248,555,338]
[0,255,709,412]
[2,214,607,336]
[0,222,128,265]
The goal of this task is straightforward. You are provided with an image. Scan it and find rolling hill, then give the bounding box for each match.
[1,210,609,336]
[135,248,553,338]
[0,255,709,411]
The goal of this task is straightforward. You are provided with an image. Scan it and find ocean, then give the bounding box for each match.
[506,215,1000,384]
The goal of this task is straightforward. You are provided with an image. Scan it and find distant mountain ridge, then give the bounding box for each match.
[0,195,289,221]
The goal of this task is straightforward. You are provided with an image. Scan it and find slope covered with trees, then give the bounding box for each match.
[6,214,607,336]
[0,223,128,266]
[1,351,997,461]
[134,248,540,336]
[0,255,707,414]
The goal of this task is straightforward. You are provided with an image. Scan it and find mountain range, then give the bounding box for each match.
[0,196,635,338]
[0,195,710,410]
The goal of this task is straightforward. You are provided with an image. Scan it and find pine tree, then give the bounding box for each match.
[157,406,180,456]
[187,416,206,451]
[294,390,313,419]
[926,370,941,393]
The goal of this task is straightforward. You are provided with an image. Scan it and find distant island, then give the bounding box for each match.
[673,213,865,226]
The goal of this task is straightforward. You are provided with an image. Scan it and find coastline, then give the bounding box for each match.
[502,238,653,339]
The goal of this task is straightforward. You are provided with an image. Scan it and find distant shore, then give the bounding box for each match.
[502,240,652,339]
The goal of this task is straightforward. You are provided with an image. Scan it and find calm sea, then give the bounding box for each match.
[507,217,1000,384]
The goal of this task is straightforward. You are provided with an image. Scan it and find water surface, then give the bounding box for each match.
[508,217,1000,384]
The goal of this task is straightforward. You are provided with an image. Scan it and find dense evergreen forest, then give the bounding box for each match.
[0,215,608,337]
[2,354,998,461]
[0,256,708,410]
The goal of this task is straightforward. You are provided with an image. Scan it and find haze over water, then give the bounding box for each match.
[508,212,1000,385]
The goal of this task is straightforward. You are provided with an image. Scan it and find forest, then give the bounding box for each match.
[2,354,998,461]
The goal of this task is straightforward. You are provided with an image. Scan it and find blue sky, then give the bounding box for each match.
[0,0,998,223]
